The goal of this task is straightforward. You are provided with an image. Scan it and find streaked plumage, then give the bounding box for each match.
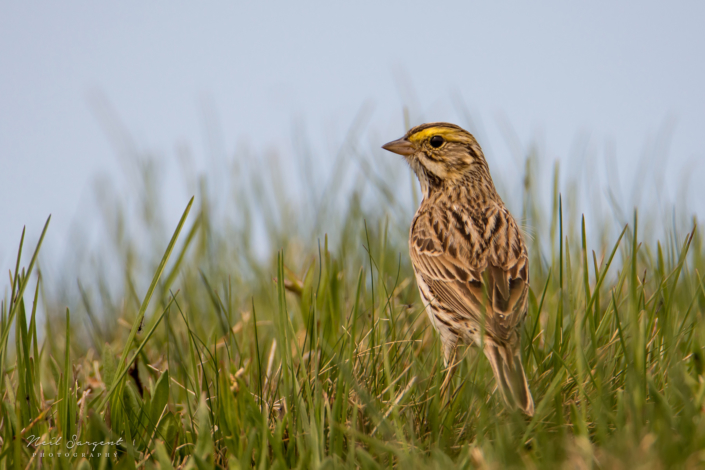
[382,122,534,415]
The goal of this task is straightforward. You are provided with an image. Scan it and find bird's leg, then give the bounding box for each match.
[440,340,459,401]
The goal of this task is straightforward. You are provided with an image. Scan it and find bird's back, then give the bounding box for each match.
[409,190,529,345]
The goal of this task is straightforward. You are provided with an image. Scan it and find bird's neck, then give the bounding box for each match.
[414,167,443,199]
[419,166,501,207]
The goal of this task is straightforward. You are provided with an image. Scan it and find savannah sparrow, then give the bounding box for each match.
[382,122,534,415]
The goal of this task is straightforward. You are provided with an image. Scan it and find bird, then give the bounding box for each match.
[382,122,534,416]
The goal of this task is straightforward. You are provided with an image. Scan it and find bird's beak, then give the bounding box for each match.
[382,137,414,156]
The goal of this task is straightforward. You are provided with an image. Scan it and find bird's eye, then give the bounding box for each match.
[429,136,444,148]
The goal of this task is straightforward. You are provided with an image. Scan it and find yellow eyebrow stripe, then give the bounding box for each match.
[408,127,474,144]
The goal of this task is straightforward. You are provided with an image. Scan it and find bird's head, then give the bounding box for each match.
[382,122,491,194]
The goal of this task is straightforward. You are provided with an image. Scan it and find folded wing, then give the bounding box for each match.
[410,206,529,343]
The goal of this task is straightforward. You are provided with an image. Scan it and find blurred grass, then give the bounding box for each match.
[2,116,705,469]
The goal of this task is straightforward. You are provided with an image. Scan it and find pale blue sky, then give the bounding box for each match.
[1,2,704,270]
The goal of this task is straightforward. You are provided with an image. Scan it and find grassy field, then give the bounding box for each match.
[2,126,705,469]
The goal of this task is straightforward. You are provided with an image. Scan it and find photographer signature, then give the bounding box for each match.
[27,435,124,458]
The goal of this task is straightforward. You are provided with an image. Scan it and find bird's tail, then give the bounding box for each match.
[483,340,534,416]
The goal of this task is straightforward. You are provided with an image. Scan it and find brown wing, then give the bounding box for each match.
[410,204,529,342]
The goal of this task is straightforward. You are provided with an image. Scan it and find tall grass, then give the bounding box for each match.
[1,119,705,469]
